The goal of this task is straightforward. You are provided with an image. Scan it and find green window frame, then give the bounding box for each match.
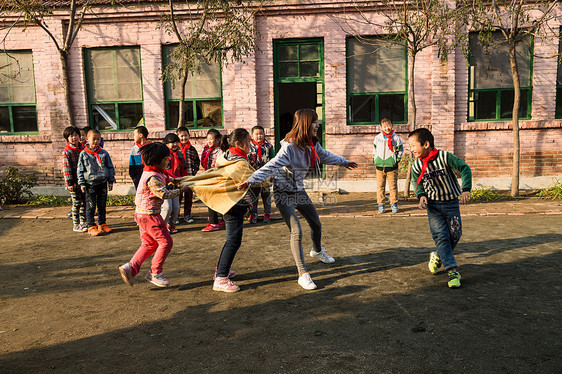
[0,50,38,134]
[468,31,533,122]
[84,46,145,131]
[554,27,562,119]
[346,36,408,125]
[162,44,223,129]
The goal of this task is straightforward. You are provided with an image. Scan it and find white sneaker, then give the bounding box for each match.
[298,272,317,290]
[310,248,335,263]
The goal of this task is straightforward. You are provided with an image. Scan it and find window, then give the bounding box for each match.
[278,43,321,79]
[163,45,222,129]
[0,51,38,133]
[84,47,144,131]
[347,36,407,125]
[468,31,532,121]
[555,27,562,118]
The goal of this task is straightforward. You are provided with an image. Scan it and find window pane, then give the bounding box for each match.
[470,32,531,89]
[116,49,142,100]
[92,104,117,130]
[279,62,298,78]
[500,89,528,119]
[557,88,562,117]
[118,103,143,130]
[167,101,195,129]
[300,61,319,77]
[350,95,375,122]
[475,91,497,120]
[12,106,37,132]
[196,100,222,127]
[0,51,36,104]
[190,62,221,99]
[348,37,406,93]
[88,49,115,101]
[558,33,562,86]
[278,45,298,61]
[300,44,318,61]
[379,94,405,122]
[0,107,10,132]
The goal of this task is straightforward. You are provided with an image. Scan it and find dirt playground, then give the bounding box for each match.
[0,195,561,373]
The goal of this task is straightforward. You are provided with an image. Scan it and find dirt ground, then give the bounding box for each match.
[0,195,561,373]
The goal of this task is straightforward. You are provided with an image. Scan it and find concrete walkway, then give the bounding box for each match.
[1,192,560,220]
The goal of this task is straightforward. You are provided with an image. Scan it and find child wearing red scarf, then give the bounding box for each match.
[119,142,190,288]
[373,118,404,213]
[77,129,115,236]
[201,129,224,232]
[248,125,275,223]
[408,128,472,289]
[161,133,187,234]
[176,126,200,224]
[129,125,149,188]
[61,126,86,232]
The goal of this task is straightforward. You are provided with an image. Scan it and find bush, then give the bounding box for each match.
[0,167,38,204]
[537,179,562,200]
[470,186,506,202]
[107,195,135,206]
[26,195,71,206]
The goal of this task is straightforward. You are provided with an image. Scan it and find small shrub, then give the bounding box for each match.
[26,195,71,206]
[0,167,38,204]
[107,195,135,206]
[470,186,505,202]
[537,179,562,200]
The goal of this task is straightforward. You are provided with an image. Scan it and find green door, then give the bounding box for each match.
[273,39,324,150]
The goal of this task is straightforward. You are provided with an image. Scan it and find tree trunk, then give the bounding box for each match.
[59,51,74,127]
[404,52,416,198]
[508,42,520,197]
[177,67,189,128]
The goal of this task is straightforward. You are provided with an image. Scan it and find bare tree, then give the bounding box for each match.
[333,0,462,197]
[1,0,92,127]
[161,0,259,128]
[464,0,560,197]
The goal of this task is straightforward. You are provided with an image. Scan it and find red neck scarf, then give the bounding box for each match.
[309,140,320,168]
[202,146,218,169]
[416,148,439,186]
[251,139,264,161]
[382,130,395,152]
[229,147,248,160]
[169,150,181,176]
[136,140,149,149]
[64,143,83,152]
[144,165,169,184]
[179,141,191,160]
[84,146,103,167]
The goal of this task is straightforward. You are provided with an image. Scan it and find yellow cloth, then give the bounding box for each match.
[179,153,254,215]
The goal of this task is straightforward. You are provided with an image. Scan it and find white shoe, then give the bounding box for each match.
[298,272,317,290]
[310,248,335,263]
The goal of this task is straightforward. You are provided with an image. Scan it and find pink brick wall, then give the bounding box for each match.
[1,3,561,190]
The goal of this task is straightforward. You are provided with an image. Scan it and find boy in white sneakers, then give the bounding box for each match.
[373,118,403,213]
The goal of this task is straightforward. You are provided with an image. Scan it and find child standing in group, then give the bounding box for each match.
[119,142,190,288]
[176,126,200,224]
[161,133,186,234]
[129,125,149,189]
[248,125,275,224]
[239,109,357,290]
[61,126,86,232]
[77,129,115,236]
[408,128,472,288]
[181,129,257,292]
[200,129,224,232]
[373,118,404,213]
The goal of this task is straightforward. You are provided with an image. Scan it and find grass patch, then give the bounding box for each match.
[107,195,135,206]
[25,195,71,206]
[537,180,562,200]
[470,186,511,202]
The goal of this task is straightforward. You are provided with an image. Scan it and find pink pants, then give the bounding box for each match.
[129,213,173,276]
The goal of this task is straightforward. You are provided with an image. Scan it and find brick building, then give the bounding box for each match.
[1,0,561,193]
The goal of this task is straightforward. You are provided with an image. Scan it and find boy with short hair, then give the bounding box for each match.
[78,129,116,236]
[408,128,472,288]
[176,126,200,223]
[248,125,275,223]
[373,118,403,213]
[62,126,87,232]
[129,125,149,188]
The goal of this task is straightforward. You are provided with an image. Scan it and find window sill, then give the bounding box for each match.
[459,120,562,131]
[0,133,49,142]
[329,124,410,134]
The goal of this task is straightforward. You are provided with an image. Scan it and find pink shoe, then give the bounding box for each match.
[213,277,240,293]
[214,267,237,279]
[202,223,220,232]
[168,224,178,234]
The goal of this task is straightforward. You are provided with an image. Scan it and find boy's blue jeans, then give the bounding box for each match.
[85,182,107,228]
[426,199,462,270]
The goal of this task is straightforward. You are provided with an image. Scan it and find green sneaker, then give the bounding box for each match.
[447,270,461,288]
[428,251,442,274]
